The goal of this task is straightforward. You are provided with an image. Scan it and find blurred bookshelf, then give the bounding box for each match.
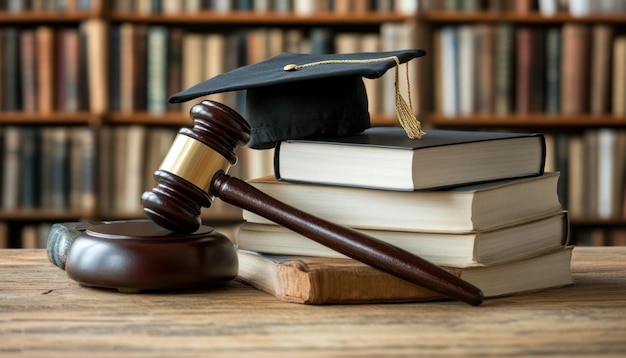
[416,0,626,245]
[0,0,419,247]
[1,0,625,247]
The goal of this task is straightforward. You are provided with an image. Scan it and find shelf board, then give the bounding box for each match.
[418,11,626,24]
[427,113,626,128]
[108,11,413,25]
[105,112,193,126]
[0,112,97,125]
[0,11,98,23]
[570,217,626,227]
[0,209,97,221]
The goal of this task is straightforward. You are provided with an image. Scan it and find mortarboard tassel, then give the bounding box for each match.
[283,56,426,139]
[391,56,426,139]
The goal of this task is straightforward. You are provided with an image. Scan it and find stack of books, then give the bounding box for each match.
[234,127,573,304]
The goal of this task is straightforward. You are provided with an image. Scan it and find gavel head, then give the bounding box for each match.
[141,100,250,233]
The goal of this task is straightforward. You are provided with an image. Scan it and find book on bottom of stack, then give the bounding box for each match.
[234,173,573,304]
[235,247,573,305]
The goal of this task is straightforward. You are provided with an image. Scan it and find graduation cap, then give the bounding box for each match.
[169,49,427,149]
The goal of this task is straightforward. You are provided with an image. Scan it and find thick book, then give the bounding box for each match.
[236,247,574,304]
[244,172,562,233]
[236,211,569,268]
[274,127,546,191]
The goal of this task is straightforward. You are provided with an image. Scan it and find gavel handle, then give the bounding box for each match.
[211,172,484,306]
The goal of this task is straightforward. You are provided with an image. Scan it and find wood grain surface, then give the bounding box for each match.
[1,247,625,357]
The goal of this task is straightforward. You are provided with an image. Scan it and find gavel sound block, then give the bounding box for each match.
[65,220,238,292]
[138,100,483,306]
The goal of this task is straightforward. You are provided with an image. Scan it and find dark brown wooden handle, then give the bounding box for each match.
[211,171,484,306]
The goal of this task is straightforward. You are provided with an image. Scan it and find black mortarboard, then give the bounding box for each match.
[169,49,427,149]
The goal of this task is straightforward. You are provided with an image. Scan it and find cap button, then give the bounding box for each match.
[283,64,298,71]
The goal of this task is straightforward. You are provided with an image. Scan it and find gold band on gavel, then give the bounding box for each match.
[158,134,231,192]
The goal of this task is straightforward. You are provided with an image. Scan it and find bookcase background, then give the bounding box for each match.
[0,0,416,247]
[0,0,624,247]
[417,0,626,246]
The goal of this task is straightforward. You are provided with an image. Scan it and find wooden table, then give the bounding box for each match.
[1,247,625,357]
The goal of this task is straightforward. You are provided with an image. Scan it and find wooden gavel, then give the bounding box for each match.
[141,100,484,306]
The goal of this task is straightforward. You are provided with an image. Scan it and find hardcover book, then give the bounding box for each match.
[274,127,546,191]
[236,211,569,268]
[236,247,574,304]
[244,173,562,233]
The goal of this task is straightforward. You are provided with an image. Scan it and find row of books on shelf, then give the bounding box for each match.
[97,124,265,218]
[545,129,626,220]
[0,125,96,212]
[1,21,415,118]
[111,0,418,14]
[0,124,261,217]
[1,26,88,112]
[0,22,106,113]
[433,23,626,117]
[109,21,414,117]
[0,221,53,249]
[230,127,575,304]
[0,0,94,13]
[428,0,626,14]
[1,124,624,220]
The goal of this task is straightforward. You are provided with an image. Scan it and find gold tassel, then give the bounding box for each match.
[284,55,426,139]
[392,57,425,139]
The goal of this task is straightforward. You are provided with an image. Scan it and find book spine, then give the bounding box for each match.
[613,36,626,116]
[39,128,52,209]
[146,26,168,114]
[2,126,22,210]
[83,19,109,114]
[19,127,40,209]
[109,25,121,112]
[19,29,38,112]
[560,24,591,114]
[494,23,514,114]
[475,24,495,114]
[544,27,561,114]
[166,27,183,112]
[439,25,459,115]
[49,127,69,210]
[36,26,55,113]
[458,25,476,115]
[119,23,135,112]
[597,129,615,219]
[133,25,148,111]
[589,25,614,115]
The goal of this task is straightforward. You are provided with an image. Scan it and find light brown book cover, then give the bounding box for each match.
[236,248,574,304]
